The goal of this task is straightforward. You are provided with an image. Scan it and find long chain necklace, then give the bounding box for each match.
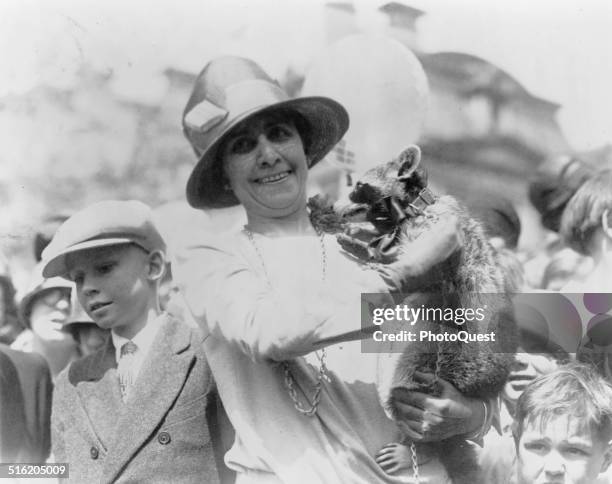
[243,225,328,417]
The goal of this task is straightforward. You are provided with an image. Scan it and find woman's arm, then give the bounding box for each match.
[175,217,464,363]
[175,239,366,362]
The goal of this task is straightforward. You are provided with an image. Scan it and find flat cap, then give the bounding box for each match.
[42,200,166,278]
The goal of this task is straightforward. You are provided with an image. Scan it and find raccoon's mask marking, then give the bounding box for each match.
[347,145,432,230]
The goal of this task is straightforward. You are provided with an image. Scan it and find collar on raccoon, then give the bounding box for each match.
[371,187,436,225]
[366,187,436,261]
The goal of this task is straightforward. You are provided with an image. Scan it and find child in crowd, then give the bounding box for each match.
[63,288,109,357]
[513,363,612,484]
[42,200,222,483]
[478,313,570,484]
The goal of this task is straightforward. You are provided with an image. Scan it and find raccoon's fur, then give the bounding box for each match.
[309,145,517,484]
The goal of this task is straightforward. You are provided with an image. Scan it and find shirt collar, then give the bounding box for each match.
[111,314,163,364]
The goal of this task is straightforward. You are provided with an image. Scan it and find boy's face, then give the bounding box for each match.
[66,244,154,337]
[516,414,612,484]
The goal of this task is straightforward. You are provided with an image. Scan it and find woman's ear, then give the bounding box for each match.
[147,250,166,282]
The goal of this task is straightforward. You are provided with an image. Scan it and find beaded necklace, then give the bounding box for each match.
[243,225,328,417]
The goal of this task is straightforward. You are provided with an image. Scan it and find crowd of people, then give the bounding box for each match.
[1,55,612,483]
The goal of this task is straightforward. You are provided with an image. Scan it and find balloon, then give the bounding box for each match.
[303,34,429,178]
[153,200,246,261]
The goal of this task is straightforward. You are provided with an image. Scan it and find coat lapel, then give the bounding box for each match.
[102,315,194,482]
[73,338,122,450]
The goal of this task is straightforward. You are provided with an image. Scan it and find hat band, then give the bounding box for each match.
[185,79,290,150]
[224,79,288,116]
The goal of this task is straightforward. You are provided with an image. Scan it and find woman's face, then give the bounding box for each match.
[221,111,309,219]
[29,287,72,342]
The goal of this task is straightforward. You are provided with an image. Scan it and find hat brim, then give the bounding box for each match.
[185,96,349,209]
[42,238,146,279]
[18,284,72,328]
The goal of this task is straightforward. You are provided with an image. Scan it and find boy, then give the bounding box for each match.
[513,363,612,484]
[42,200,221,483]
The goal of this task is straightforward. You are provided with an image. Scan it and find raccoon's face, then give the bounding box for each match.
[343,145,426,230]
[349,145,424,204]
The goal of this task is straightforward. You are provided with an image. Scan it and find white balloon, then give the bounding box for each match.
[153,200,246,260]
[303,34,429,176]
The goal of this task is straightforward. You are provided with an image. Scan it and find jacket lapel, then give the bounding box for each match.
[102,315,194,482]
[74,338,122,450]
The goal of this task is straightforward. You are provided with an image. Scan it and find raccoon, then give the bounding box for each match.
[309,145,517,484]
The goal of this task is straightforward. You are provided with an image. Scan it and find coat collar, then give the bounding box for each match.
[101,314,195,482]
[68,314,196,482]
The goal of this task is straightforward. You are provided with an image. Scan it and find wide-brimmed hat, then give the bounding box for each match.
[18,262,73,328]
[42,200,166,278]
[182,56,349,209]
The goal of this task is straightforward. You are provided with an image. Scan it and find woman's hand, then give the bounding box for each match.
[391,372,486,443]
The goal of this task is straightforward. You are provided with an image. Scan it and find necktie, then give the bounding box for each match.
[118,341,138,402]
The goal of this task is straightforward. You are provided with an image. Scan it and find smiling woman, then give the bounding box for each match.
[176,56,493,484]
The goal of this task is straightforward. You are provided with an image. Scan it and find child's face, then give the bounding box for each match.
[66,244,154,338]
[516,414,612,484]
[74,324,109,356]
[503,351,560,404]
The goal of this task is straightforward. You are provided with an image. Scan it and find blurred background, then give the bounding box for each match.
[1,0,612,293]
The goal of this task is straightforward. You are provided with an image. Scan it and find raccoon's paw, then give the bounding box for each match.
[376,442,414,475]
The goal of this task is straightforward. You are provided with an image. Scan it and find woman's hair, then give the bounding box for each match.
[514,362,612,442]
[529,155,597,233]
[560,170,612,255]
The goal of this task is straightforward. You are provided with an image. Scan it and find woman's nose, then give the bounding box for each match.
[81,278,98,298]
[256,136,280,167]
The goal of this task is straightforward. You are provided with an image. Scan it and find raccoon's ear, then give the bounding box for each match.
[397,145,422,181]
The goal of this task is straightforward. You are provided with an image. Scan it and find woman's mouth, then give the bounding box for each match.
[89,301,112,314]
[254,171,291,184]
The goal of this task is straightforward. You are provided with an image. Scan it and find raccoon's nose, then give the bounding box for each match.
[354,181,363,190]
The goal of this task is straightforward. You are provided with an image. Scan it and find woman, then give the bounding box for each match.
[12,263,80,380]
[176,56,493,483]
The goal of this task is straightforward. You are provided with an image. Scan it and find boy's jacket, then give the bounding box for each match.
[52,314,220,483]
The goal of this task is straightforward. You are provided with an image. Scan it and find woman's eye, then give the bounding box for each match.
[267,124,293,142]
[96,263,115,275]
[69,272,83,285]
[230,136,256,154]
